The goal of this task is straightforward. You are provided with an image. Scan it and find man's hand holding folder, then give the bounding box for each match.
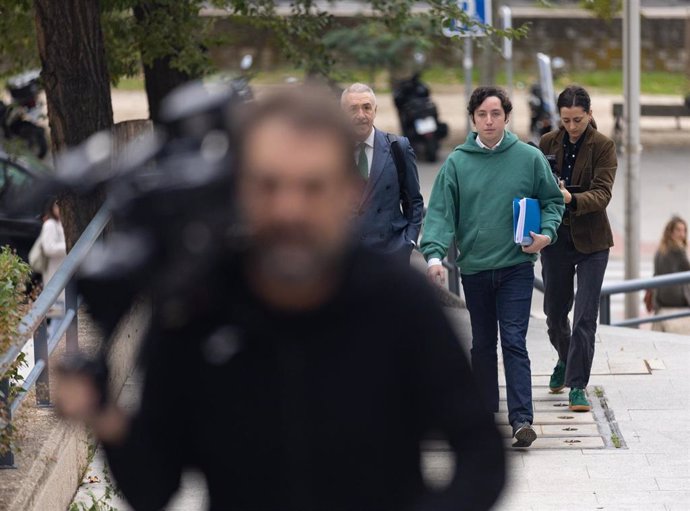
[513,197,551,254]
[521,231,550,254]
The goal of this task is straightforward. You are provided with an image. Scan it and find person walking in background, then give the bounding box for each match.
[341,83,424,263]
[538,85,617,412]
[38,200,67,329]
[421,86,564,448]
[645,216,690,334]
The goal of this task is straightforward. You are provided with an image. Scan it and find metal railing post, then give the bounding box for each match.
[600,294,611,326]
[0,376,15,467]
[447,241,460,296]
[65,279,79,353]
[34,319,50,406]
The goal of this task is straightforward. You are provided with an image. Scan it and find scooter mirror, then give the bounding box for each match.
[413,52,426,66]
[240,55,254,71]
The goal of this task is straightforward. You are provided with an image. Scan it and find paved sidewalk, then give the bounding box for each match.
[70,305,690,510]
[436,307,690,511]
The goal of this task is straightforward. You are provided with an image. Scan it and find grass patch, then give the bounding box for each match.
[112,76,145,91]
[611,433,622,448]
[109,66,689,96]
[557,70,688,96]
[593,386,604,398]
[422,66,687,95]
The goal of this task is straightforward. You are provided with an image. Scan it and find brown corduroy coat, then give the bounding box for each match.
[539,124,618,254]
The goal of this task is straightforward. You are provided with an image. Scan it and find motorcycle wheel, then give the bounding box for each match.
[15,120,48,158]
[424,137,438,163]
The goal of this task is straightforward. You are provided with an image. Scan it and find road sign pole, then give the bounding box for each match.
[500,5,513,96]
[464,36,473,135]
[623,0,642,321]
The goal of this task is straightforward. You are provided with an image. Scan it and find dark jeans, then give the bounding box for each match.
[461,262,534,429]
[541,224,609,389]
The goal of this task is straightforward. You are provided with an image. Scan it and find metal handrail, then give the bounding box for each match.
[535,271,690,328]
[599,270,690,327]
[0,205,111,467]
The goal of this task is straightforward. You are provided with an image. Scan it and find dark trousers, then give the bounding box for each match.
[461,262,534,429]
[541,224,609,389]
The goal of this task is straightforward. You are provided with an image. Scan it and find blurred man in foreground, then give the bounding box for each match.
[55,88,504,511]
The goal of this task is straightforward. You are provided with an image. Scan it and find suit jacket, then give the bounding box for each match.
[539,124,617,254]
[356,128,424,254]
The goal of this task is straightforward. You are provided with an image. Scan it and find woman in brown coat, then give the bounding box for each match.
[539,86,617,412]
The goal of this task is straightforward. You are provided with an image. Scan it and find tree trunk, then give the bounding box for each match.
[133,2,197,123]
[140,56,194,123]
[33,0,113,249]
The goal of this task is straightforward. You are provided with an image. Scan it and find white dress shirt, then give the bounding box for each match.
[475,132,505,150]
[355,128,376,177]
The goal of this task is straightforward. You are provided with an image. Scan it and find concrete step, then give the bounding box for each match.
[497,423,601,438]
[507,436,605,450]
[494,411,596,426]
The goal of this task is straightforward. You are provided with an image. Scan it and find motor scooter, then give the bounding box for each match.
[392,73,448,163]
[0,69,48,158]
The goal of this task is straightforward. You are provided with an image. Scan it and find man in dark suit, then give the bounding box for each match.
[341,83,424,262]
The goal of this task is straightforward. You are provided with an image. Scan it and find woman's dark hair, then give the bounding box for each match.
[43,199,58,220]
[557,85,597,129]
[557,85,591,111]
[467,86,512,120]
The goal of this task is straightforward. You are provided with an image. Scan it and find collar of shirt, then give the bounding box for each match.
[476,131,505,150]
[363,128,375,149]
[564,133,585,151]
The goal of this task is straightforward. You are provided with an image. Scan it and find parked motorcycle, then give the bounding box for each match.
[392,73,448,163]
[0,69,49,159]
[528,56,565,143]
[229,54,255,102]
[527,83,554,142]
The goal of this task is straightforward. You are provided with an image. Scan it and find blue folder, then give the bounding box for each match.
[513,198,541,246]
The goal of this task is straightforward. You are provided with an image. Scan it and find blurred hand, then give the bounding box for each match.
[54,372,102,421]
[54,372,128,444]
[559,180,572,204]
[427,264,445,286]
[522,232,551,254]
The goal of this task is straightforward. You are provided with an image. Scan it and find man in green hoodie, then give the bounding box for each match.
[421,87,564,448]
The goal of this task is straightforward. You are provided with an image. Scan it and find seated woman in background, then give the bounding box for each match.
[645,216,690,334]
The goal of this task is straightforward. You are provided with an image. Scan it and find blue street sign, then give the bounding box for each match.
[443,0,492,38]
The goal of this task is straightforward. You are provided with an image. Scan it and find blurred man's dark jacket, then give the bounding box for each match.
[104,247,505,511]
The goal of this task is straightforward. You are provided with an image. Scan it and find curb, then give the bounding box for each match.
[0,302,148,511]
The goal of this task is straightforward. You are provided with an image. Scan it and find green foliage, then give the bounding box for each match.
[69,489,119,511]
[0,246,30,354]
[580,0,622,21]
[0,245,31,456]
[100,8,140,85]
[0,0,40,76]
[322,17,435,82]
[231,0,528,79]
[0,0,529,85]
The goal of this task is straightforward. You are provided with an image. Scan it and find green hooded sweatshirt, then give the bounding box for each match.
[420,130,564,274]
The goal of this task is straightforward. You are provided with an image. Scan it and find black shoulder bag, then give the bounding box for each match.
[386,133,413,220]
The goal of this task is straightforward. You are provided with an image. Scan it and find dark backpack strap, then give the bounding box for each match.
[386,133,412,220]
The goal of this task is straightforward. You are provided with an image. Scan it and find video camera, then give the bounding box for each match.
[25,80,248,400]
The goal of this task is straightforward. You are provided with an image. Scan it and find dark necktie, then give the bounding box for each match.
[357,143,369,179]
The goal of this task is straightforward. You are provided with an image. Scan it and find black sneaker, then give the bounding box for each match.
[512,422,537,448]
